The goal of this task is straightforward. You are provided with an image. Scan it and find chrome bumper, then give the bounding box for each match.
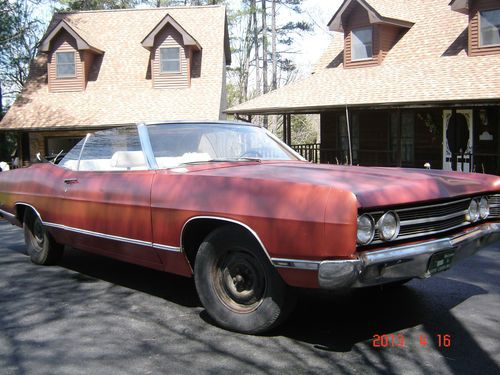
[318,222,500,289]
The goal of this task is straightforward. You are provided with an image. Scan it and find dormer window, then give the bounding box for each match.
[39,20,103,92]
[141,14,202,89]
[351,27,373,60]
[328,0,413,68]
[56,52,76,78]
[160,47,180,73]
[480,9,500,47]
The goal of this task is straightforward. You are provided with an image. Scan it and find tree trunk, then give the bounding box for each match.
[262,0,268,95]
[251,0,261,96]
[271,0,277,91]
[242,13,253,101]
[261,0,268,128]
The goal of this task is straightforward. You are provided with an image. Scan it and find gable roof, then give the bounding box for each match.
[39,19,104,54]
[328,0,414,32]
[141,13,201,51]
[1,6,229,130]
[228,0,500,115]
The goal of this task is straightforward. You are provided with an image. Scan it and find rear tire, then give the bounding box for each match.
[23,209,64,265]
[194,225,294,334]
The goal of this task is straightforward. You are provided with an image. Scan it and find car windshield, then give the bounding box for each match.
[147,123,299,169]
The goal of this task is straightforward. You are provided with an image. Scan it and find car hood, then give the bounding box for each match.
[191,161,500,208]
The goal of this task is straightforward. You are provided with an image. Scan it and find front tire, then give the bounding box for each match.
[194,226,294,334]
[23,209,64,265]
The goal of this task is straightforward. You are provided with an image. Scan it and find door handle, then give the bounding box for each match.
[64,178,78,185]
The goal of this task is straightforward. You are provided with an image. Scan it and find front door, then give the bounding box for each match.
[54,127,162,269]
[443,109,473,172]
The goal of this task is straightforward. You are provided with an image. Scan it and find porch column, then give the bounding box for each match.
[282,114,287,144]
[287,114,292,145]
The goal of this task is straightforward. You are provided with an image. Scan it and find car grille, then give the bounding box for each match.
[366,193,499,245]
[490,194,500,218]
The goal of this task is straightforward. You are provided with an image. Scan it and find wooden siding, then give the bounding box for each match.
[469,0,500,56]
[152,24,190,89]
[82,50,95,84]
[378,24,401,62]
[47,30,85,93]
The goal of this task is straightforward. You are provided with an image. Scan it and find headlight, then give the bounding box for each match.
[479,196,489,219]
[377,211,400,241]
[466,199,479,222]
[357,214,375,245]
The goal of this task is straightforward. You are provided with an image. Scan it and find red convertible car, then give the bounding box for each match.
[0,121,499,333]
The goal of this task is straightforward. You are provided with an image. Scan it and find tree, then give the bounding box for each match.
[0,0,41,105]
[227,0,311,105]
[0,0,44,162]
[58,0,138,10]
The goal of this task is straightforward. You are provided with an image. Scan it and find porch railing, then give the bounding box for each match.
[292,144,500,175]
[291,143,395,166]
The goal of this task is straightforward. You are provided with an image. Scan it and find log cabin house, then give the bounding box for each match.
[0,5,230,165]
[227,0,500,175]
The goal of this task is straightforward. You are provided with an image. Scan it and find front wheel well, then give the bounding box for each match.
[181,218,270,269]
[15,204,30,224]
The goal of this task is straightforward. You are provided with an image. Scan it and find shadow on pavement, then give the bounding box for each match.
[1,220,499,374]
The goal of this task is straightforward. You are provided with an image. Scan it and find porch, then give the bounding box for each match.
[239,105,500,175]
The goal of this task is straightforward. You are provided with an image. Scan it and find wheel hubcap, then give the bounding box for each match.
[216,251,266,312]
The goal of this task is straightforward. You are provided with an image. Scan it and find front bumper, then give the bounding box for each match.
[318,222,500,289]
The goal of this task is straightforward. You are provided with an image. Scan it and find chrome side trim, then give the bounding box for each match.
[137,123,158,170]
[272,258,320,270]
[181,216,273,262]
[152,243,182,252]
[45,221,153,247]
[0,208,18,223]
[15,202,182,252]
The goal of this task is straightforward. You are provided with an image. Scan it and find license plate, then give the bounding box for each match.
[427,250,455,275]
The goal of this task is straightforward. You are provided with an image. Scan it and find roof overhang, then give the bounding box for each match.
[328,0,413,32]
[449,0,469,14]
[226,99,500,116]
[39,20,104,54]
[141,14,201,51]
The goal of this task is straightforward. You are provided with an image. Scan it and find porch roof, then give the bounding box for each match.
[227,0,500,116]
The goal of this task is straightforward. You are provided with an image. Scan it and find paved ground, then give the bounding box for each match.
[0,219,499,375]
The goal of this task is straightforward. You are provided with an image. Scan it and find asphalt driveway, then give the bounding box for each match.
[0,219,499,375]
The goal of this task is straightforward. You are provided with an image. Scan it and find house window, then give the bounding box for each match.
[480,9,500,46]
[55,52,76,78]
[351,27,373,60]
[160,47,180,73]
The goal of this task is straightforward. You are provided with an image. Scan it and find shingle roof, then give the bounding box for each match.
[228,0,500,115]
[1,6,229,130]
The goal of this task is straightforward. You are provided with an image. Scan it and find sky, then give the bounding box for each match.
[292,0,342,73]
